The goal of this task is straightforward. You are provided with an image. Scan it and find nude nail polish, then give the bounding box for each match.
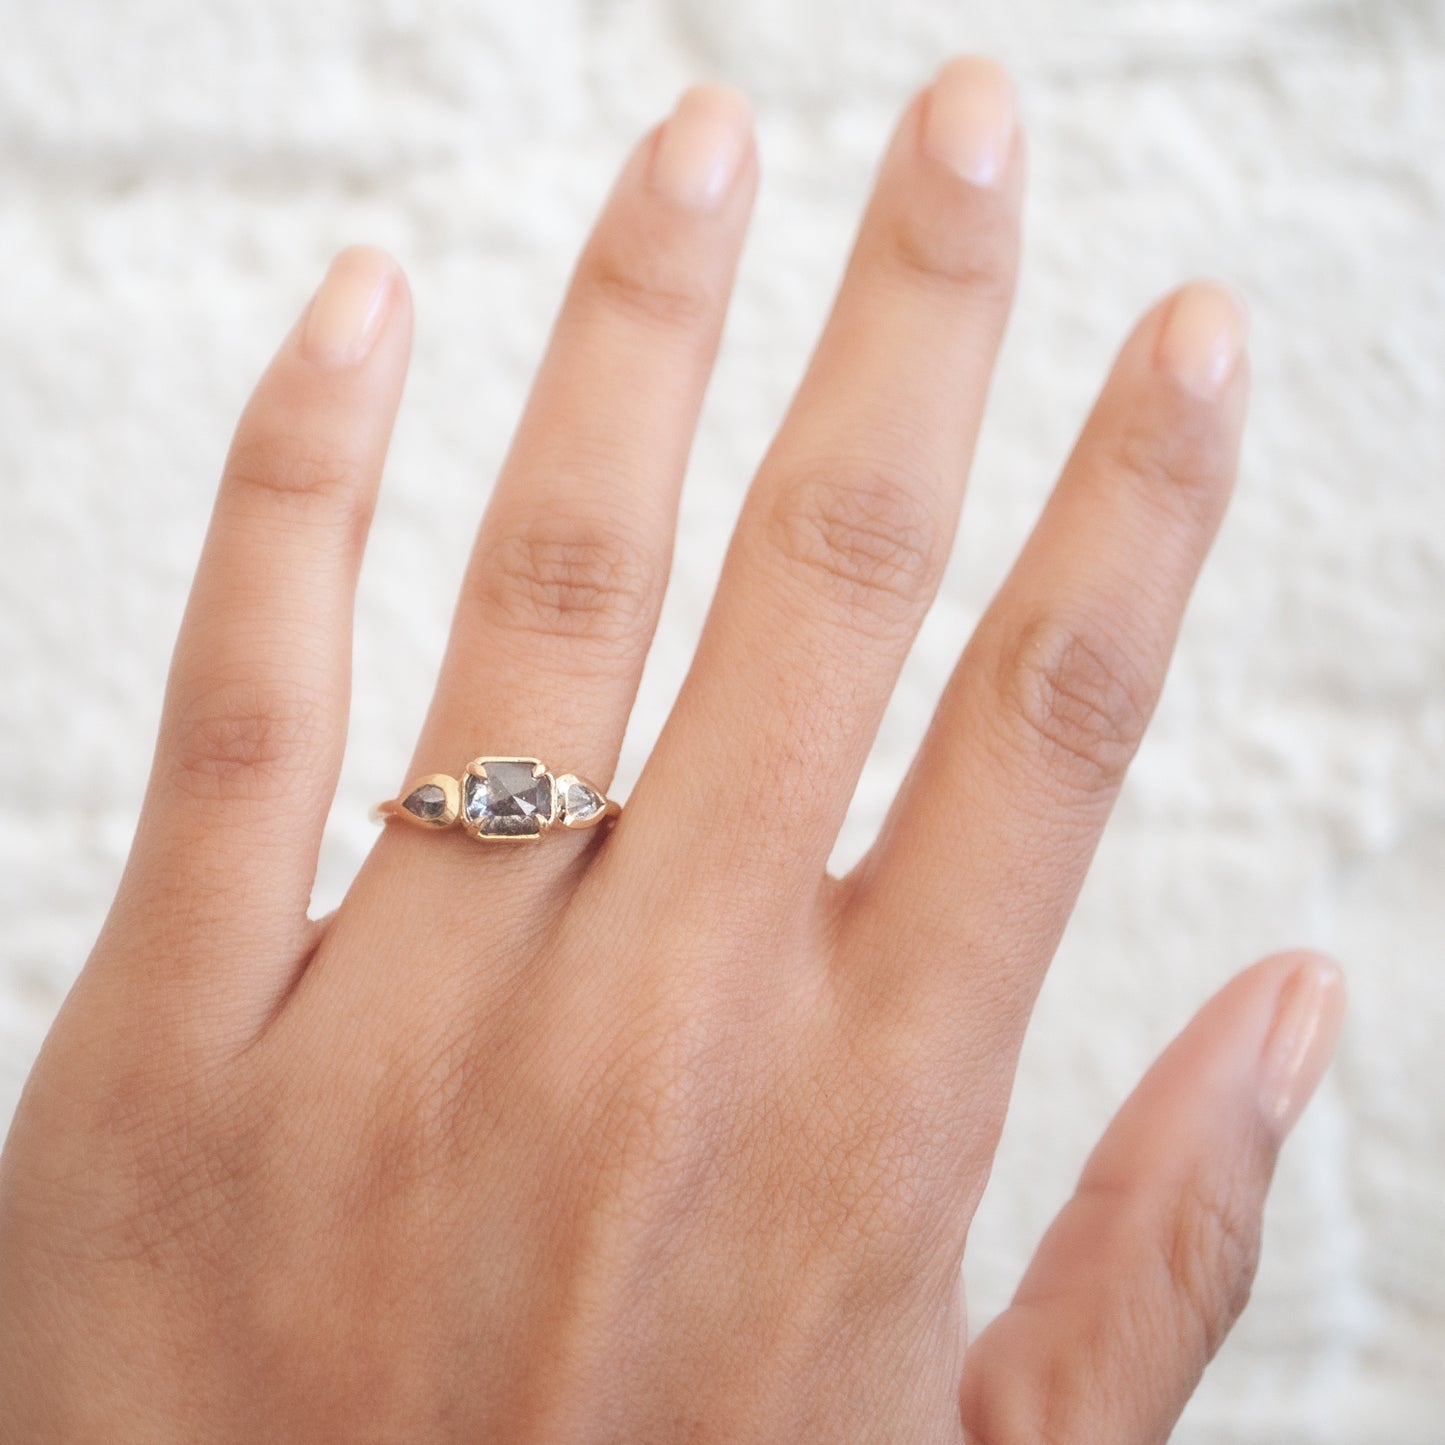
[1156,281,1250,400]
[1257,956,1346,1134]
[920,56,1016,188]
[301,245,398,367]
[649,83,752,210]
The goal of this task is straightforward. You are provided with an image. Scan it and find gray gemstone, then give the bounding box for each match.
[402,783,448,821]
[562,778,604,823]
[463,761,553,837]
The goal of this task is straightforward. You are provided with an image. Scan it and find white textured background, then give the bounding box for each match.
[2,2,1443,1439]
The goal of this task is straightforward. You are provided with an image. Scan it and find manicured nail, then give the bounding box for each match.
[1258,955,1346,1134]
[1156,281,1250,399]
[301,245,398,367]
[649,83,752,210]
[920,56,1016,188]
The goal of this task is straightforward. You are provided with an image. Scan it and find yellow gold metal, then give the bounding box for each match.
[373,755,617,844]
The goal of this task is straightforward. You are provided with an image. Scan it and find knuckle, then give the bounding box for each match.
[473,509,660,649]
[1163,1171,1263,1358]
[46,1052,264,1267]
[997,613,1154,795]
[960,1372,1074,1445]
[800,1036,963,1274]
[531,997,706,1212]
[168,678,330,802]
[842,1101,954,1258]
[1107,411,1234,520]
[889,197,1019,303]
[583,227,716,331]
[590,1050,694,1185]
[364,1024,483,1200]
[767,461,946,628]
[224,426,370,518]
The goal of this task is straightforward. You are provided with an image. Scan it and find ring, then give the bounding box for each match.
[371,756,619,843]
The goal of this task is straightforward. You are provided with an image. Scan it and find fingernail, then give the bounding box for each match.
[920,56,1016,188]
[1156,281,1250,400]
[301,245,398,367]
[1258,955,1346,1134]
[649,83,752,210]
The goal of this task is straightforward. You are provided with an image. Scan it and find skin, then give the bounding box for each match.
[0,57,1345,1444]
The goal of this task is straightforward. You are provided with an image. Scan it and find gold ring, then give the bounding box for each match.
[371,756,619,843]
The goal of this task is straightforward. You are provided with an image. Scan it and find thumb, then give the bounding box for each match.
[959,951,1346,1445]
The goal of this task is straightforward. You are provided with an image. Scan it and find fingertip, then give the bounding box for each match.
[1256,950,1347,1136]
[920,55,1019,188]
[648,82,755,211]
[1153,279,1250,401]
[300,245,405,368]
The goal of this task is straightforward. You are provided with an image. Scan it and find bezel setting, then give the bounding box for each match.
[396,773,461,829]
[555,772,607,827]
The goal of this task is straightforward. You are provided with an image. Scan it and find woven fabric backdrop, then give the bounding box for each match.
[2,2,1442,1438]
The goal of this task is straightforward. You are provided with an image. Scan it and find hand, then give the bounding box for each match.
[0,58,1344,1444]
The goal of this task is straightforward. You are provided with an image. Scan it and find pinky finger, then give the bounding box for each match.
[959,952,1346,1445]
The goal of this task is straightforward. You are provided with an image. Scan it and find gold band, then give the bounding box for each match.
[372,756,619,844]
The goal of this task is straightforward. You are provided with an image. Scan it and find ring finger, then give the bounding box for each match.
[388,85,756,853]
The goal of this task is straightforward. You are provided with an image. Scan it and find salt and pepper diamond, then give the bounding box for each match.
[394,774,459,828]
[401,783,449,822]
[556,773,606,826]
[462,758,555,839]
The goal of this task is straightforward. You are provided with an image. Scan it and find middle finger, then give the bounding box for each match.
[631,57,1023,896]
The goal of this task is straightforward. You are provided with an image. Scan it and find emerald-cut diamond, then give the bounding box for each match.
[462,759,554,839]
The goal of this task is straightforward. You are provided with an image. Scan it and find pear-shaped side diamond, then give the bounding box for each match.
[402,783,449,822]
[560,776,605,825]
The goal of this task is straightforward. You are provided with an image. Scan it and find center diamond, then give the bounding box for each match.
[462,758,554,839]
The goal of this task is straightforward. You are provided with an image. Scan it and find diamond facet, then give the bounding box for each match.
[402,783,449,821]
[463,759,553,838]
